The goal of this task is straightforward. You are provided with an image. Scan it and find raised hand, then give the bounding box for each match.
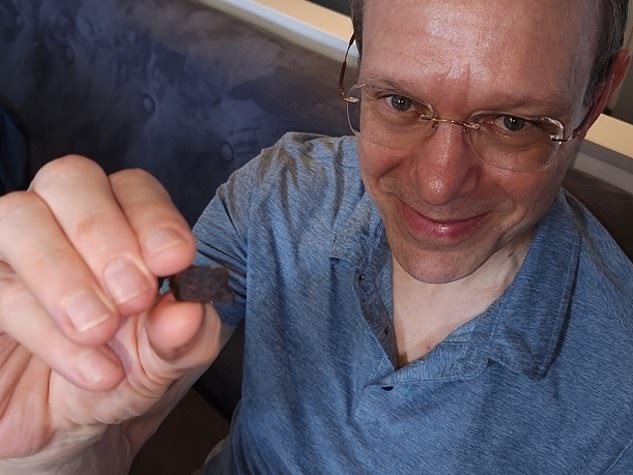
[0,156,225,470]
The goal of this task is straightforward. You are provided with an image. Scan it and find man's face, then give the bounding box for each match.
[357,0,599,283]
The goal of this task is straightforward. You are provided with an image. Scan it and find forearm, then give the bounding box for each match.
[0,370,201,475]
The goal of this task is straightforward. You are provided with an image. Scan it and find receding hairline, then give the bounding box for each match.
[349,0,629,102]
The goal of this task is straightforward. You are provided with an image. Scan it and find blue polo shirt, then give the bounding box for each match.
[196,133,633,474]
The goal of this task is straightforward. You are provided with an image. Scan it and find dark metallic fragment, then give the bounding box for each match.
[169,265,234,303]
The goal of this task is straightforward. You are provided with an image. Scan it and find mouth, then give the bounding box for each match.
[398,200,488,242]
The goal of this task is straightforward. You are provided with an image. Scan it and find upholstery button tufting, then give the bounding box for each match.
[221,142,234,162]
[64,45,75,64]
[142,94,156,114]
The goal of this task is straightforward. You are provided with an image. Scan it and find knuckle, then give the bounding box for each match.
[0,271,36,317]
[110,167,153,182]
[132,200,180,225]
[31,155,104,191]
[0,191,46,228]
[110,168,171,202]
[69,209,114,242]
[110,168,162,189]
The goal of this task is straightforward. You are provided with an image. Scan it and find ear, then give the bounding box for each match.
[610,48,632,94]
[576,48,632,139]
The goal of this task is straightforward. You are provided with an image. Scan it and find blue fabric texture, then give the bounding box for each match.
[194,133,633,474]
[0,0,350,225]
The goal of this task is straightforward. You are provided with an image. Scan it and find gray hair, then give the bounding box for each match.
[349,0,629,103]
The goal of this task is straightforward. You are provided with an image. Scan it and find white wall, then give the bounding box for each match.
[205,0,355,61]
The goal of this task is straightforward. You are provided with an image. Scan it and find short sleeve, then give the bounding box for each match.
[191,144,280,326]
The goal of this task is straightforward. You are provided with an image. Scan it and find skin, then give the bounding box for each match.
[0,0,628,469]
[0,158,233,471]
[358,0,630,363]
[361,0,595,284]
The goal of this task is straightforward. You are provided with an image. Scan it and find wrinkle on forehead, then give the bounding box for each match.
[361,0,598,116]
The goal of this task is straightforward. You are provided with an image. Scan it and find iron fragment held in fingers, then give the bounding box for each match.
[169,265,234,303]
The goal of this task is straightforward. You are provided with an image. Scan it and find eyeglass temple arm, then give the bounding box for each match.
[551,112,594,143]
[552,80,610,143]
[338,33,356,101]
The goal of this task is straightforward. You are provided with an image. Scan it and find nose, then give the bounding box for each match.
[412,122,480,206]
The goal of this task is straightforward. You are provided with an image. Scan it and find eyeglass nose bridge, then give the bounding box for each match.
[425,116,481,132]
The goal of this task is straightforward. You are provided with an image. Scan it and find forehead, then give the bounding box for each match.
[360,0,599,112]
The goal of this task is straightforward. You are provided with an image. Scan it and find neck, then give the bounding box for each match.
[391,234,533,365]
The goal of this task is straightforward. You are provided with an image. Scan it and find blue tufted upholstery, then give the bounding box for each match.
[0,0,350,224]
[0,0,632,419]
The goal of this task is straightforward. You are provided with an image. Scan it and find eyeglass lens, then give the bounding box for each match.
[346,85,564,172]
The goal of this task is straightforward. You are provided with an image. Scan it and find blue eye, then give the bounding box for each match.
[501,116,528,132]
[389,95,413,112]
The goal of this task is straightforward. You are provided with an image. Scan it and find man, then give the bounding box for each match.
[0,0,631,473]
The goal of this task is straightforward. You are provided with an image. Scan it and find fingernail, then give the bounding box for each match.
[144,228,185,256]
[64,290,112,333]
[104,256,152,305]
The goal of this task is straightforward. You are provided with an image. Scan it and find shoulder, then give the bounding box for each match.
[197,132,367,244]
[254,132,359,186]
[546,195,633,443]
[563,191,633,299]
[561,191,633,340]
[232,132,364,221]
[217,132,359,196]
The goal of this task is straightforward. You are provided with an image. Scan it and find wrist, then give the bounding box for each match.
[0,425,132,475]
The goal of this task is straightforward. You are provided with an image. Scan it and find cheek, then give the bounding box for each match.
[357,140,403,197]
[358,140,398,178]
[495,164,567,225]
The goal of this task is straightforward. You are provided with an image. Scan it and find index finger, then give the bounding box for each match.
[0,156,193,346]
[28,157,166,319]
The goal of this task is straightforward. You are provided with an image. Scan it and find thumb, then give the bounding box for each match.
[144,294,224,375]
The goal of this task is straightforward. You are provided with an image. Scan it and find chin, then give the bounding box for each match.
[393,246,490,284]
[386,219,497,283]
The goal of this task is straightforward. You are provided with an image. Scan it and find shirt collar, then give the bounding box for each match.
[331,189,581,380]
[476,193,581,379]
[330,190,385,265]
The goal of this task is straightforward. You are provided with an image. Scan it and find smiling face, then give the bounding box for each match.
[357,0,603,284]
